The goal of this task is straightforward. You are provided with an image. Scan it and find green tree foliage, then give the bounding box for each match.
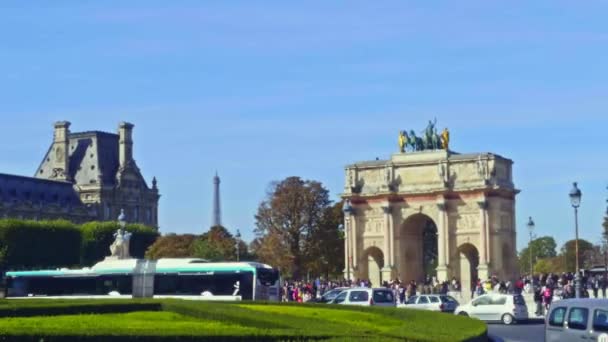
[518,236,557,273]
[304,202,345,278]
[80,222,159,266]
[0,219,81,270]
[561,239,594,272]
[144,234,198,259]
[534,257,565,274]
[192,225,250,261]
[253,177,339,279]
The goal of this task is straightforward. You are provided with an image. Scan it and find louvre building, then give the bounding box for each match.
[0,121,159,227]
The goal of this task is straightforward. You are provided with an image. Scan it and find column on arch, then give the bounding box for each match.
[477,198,490,280]
[436,199,449,282]
[381,204,393,283]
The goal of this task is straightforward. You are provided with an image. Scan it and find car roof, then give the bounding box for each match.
[551,298,608,307]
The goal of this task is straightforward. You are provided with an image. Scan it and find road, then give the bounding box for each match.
[488,321,545,342]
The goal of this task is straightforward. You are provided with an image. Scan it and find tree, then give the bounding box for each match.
[304,201,345,279]
[560,239,594,272]
[254,177,331,279]
[534,257,565,274]
[192,226,238,261]
[518,236,557,274]
[145,234,198,259]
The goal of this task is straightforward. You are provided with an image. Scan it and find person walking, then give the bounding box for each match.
[533,285,543,317]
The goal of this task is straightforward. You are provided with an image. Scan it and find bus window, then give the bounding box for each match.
[154,272,253,299]
[256,268,279,286]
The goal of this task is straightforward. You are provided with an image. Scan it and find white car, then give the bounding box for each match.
[329,288,396,307]
[454,293,528,325]
[401,295,458,313]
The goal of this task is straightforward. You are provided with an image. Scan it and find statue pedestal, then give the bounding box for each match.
[477,263,490,281]
[391,150,451,163]
[381,266,394,285]
[436,265,449,283]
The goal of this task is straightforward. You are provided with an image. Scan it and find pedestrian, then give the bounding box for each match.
[533,286,543,316]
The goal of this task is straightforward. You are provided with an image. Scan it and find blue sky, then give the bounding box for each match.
[0,1,607,251]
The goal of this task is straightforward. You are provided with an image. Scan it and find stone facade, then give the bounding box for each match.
[0,121,159,227]
[342,150,518,297]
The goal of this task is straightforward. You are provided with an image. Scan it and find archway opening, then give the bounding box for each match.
[457,243,479,300]
[398,214,438,283]
[361,246,384,287]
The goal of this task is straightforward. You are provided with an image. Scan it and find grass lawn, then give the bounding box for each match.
[0,299,488,341]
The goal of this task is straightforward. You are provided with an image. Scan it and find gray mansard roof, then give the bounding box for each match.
[35,131,128,187]
[0,173,82,206]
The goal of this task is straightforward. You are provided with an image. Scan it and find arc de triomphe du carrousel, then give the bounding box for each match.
[341,121,518,297]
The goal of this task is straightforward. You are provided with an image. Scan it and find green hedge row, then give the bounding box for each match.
[0,219,159,271]
[0,219,81,270]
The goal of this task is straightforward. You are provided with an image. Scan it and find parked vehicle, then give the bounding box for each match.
[307,287,348,303]
[454,294,528,325]
[328,288,396,307]
[401,295,458,313]
[545,299,608,342]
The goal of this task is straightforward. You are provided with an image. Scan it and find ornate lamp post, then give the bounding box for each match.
[235,229,241,262]
[569,182,582,298]
[527,217,535,277]
[343,201,354,281]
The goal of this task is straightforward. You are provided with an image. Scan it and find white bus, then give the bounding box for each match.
[4,258,280,301]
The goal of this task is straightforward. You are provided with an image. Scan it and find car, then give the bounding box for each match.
[400,294,458,313]
[545,298,608,342]
[307,287,348,303]
[454,293,528,325]
[328,288,396,307]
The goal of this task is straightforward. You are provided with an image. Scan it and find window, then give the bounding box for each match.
[407,296,418,304]
[568,307,589,331]
[490,296,507,305]
[349,291,369,302]
[418,296,429,304]
[548,307,566,327]
[473,296,491,306]
[593,309,608,332]
[334,292,347,304]
[373,290,394,303]
[429,296,440,303]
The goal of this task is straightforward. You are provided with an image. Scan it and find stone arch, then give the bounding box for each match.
[456,243,479,300]
[360,246,384,287]
[397,213,438,283]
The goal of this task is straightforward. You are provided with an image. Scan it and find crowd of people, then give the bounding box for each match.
[281,276,461,304]
[282,271,608,311]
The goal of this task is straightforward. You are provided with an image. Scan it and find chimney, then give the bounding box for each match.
[53,121,71,181]
[118,122,134,167]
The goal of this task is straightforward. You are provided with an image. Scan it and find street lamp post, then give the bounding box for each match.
[569,182,582,298]
[235,229,241,262]
[527,217,535,277]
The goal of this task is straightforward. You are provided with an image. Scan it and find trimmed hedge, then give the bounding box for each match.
[80,222,159,266]
[0,299,488,342]
[0,219,159,271]
[0,219,81,270]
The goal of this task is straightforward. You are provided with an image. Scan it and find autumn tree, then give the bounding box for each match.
[560,239,594,272]
[145,234,198,259]
[304,201,345,279]
[253,177,332,279]
[193,225,247,261]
